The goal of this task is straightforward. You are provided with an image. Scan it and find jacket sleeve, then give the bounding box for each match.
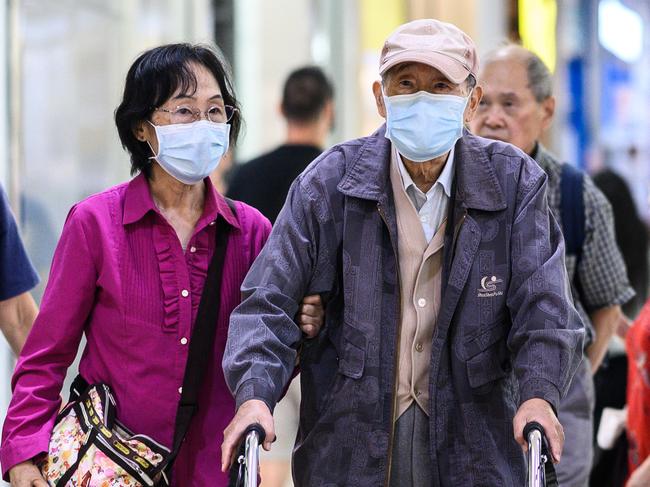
[223,173,338,412]
[506,162,585,412]
[0,205,96,478]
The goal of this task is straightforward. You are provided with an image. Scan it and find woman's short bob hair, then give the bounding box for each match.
[115,43,242,178]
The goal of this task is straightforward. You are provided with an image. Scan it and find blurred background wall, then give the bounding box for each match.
[0,1,649,481]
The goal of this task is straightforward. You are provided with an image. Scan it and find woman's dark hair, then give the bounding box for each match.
[115,43,242,178]
[593,169,650,317]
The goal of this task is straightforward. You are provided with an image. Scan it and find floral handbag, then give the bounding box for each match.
[38,378,171,486]
[37,202,234,486]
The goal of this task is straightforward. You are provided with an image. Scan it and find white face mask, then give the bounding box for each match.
[383,90,469,162]
[148,120,230,185]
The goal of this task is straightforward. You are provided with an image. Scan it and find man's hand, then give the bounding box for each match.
[616,312,632,340]
[588,305,625,373]
[297,294,324,339]
[513,398,564,464]
[8,460,47,487]
[221,399,275,472]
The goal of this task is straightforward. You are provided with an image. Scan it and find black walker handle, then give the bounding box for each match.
[524,421,558,487]
[228,423,268,487]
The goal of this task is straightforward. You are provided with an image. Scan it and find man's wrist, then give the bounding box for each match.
[235,379,276,413]
[519,378,560,414]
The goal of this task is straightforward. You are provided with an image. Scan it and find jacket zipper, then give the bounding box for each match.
[377,202,402,487]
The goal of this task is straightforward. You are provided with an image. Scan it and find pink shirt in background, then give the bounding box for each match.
[0,173,271,486]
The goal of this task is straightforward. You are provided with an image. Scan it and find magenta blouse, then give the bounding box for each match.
[0,173,271,486]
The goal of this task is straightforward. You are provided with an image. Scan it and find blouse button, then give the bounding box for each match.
[209,221,216,226]
[181,289,189,298]
[189,246,197,253]
[180,337,188,345]
[178,387,183,394]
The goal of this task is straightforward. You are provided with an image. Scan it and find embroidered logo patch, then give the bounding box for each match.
[477,275,504,298]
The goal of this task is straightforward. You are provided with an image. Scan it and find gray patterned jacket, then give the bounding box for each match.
[223,127,584,486]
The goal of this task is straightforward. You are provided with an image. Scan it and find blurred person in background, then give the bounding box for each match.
[593,167,649,318]
[227,66,334,224]
[591,168,650,487]
[470,44,635,487]
[222,19,583,486]
[0,43,321,487]
[228,65,334,487]
[625,300,650,486]
[0,184,38,356]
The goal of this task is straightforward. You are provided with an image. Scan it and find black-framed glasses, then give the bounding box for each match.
[155,104,237,124]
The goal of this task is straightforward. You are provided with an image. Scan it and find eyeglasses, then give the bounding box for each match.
[155,104,237,124]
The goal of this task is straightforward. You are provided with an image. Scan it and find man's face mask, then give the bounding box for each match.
[148,120,230,185]
[383,89,469,162]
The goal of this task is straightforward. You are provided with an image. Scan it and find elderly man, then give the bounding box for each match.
[0,184,38,356]
[469,44,634,487]
[221,20,583,485]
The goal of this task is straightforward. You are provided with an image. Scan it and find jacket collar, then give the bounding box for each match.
[122,172,239,229]
[337,125,506,212]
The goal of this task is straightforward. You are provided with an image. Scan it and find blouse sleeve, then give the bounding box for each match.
[0,204,98,478]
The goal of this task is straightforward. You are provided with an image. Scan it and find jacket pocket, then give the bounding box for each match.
[338,323,367,379]
[466,340,510,389]
[460,321,511,391]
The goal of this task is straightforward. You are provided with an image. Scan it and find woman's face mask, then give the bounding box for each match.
[383,89,469,163]
[148,120,230,185]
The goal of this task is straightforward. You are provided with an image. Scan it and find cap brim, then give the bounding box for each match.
[379,51,469,84]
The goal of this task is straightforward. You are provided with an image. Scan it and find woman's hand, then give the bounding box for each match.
[8,460,47,487]
[297,294,325,339]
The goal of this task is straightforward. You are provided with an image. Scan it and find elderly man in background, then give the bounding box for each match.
[469,44,634,487]
[0,184,38,357]
[222,20,584,486]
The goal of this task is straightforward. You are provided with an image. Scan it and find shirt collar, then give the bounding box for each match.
[122,173,239,229]
[392,145,455,198]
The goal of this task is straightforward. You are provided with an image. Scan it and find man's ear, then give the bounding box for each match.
[464,85,483,124]
[372,81,387,119]
[540,96,556,132]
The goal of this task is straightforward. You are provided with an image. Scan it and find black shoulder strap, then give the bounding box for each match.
[157,198,237,476]
[560,163,585,266]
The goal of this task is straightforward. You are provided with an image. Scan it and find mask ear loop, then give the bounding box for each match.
[146,120,160,163]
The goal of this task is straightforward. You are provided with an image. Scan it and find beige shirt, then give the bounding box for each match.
[390,147,447,418]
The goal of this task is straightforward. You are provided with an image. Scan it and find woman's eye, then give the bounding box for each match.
[176,107,193,115]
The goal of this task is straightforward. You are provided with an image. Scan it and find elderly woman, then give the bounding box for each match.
[1,43,321,486]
